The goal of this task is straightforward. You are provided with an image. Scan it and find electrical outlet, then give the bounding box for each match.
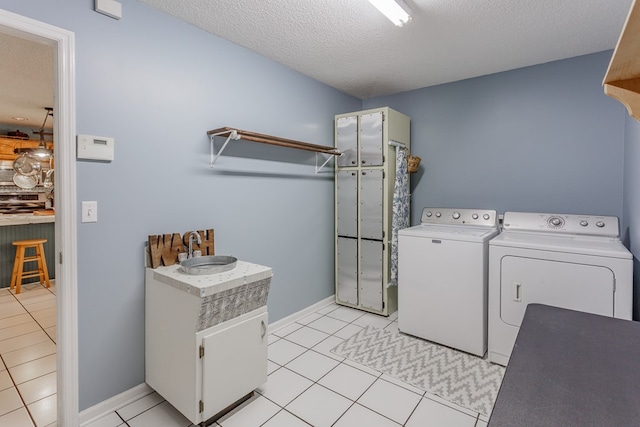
[82,201,98,223]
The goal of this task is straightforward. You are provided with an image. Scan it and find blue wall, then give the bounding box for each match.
[1,0,635,414]
[0,0,360,410]
[623,115,640,319]
[365,52,626,225]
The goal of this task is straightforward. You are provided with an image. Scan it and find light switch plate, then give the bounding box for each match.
[82,201,98,223]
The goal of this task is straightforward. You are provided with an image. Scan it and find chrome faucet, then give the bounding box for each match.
[188,231,202,259]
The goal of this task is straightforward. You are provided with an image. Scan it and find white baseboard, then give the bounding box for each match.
[269,295,335,332]
[79,383,154,426]
[79,295,335,425]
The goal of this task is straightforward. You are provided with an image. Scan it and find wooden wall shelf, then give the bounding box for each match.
[604,0,640,121]
[207,127,341,155]
[207,127,341,172]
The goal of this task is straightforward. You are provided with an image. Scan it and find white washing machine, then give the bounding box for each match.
[488,211,633,366]
[398,208,499,356]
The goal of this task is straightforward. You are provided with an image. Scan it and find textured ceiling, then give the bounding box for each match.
[140,0,633,99]
[0,32,53,131]
[0,0,632,129]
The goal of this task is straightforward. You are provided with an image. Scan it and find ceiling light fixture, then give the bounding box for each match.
[30,107,54,159]
[368,0,411,27]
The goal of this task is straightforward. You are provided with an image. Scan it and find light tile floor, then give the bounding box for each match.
[0,282,57,427]
[84,302,491,427]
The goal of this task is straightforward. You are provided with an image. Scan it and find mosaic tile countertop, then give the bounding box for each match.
[148,260,273,298]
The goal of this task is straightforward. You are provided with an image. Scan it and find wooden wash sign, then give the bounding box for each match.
[148,229,215,268]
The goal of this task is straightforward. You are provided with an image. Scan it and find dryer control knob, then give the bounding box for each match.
[452,212,461,220]
[580,220,589,227]
[435,212,442,218]
[425,211,432,217]
[483,214,490,220]
[472,213,479,220]
[596,221,605,228]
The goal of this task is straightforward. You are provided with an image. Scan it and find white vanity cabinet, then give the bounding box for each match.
[145,261,272,425]
[335,107,410,316]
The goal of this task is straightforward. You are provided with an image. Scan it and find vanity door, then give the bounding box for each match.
[200,310,268,421]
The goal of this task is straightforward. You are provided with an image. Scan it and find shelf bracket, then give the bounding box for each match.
[209,129,240,168]
[315,152,335,174]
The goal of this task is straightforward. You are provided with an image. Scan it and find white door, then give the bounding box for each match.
[500,256,615,327]
[201,311,268,421]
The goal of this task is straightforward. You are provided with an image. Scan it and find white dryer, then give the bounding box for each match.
[398,208,499,357]
[488,211,633,366]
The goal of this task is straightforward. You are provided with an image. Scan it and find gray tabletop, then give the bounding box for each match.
[489,304,640,427]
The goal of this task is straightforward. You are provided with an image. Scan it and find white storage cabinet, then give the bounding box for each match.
[145,262,272,425]
[335,107,410,316]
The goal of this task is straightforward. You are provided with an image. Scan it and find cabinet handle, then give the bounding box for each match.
[351,172,356,176]
[361,160,366,164]
[351,161,356,164]
[362,171,367,175]
[261,320,266,339]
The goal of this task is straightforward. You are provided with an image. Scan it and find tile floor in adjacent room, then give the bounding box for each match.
[84,302,491,427]
[0,282,57,427]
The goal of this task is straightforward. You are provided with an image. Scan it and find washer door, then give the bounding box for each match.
[500,256,615,327]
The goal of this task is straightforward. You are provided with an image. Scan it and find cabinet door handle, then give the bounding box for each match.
[261,320,266,339]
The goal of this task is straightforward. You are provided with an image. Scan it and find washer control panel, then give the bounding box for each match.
[502,211,619,237]
[421,208,498,227]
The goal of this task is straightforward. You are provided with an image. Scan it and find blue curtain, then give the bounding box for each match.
[391,147,410,284]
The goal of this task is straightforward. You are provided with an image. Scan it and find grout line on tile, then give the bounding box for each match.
[0,283,56,427]
[122,399,167,422]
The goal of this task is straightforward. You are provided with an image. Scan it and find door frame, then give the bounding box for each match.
[0,9,79,426]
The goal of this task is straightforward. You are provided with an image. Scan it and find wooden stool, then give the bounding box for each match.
[10,239,51,295]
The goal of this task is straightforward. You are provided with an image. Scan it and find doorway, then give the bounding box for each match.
[0,8,78,427]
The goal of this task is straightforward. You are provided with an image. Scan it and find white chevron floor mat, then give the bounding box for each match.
[331,326,505,416]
